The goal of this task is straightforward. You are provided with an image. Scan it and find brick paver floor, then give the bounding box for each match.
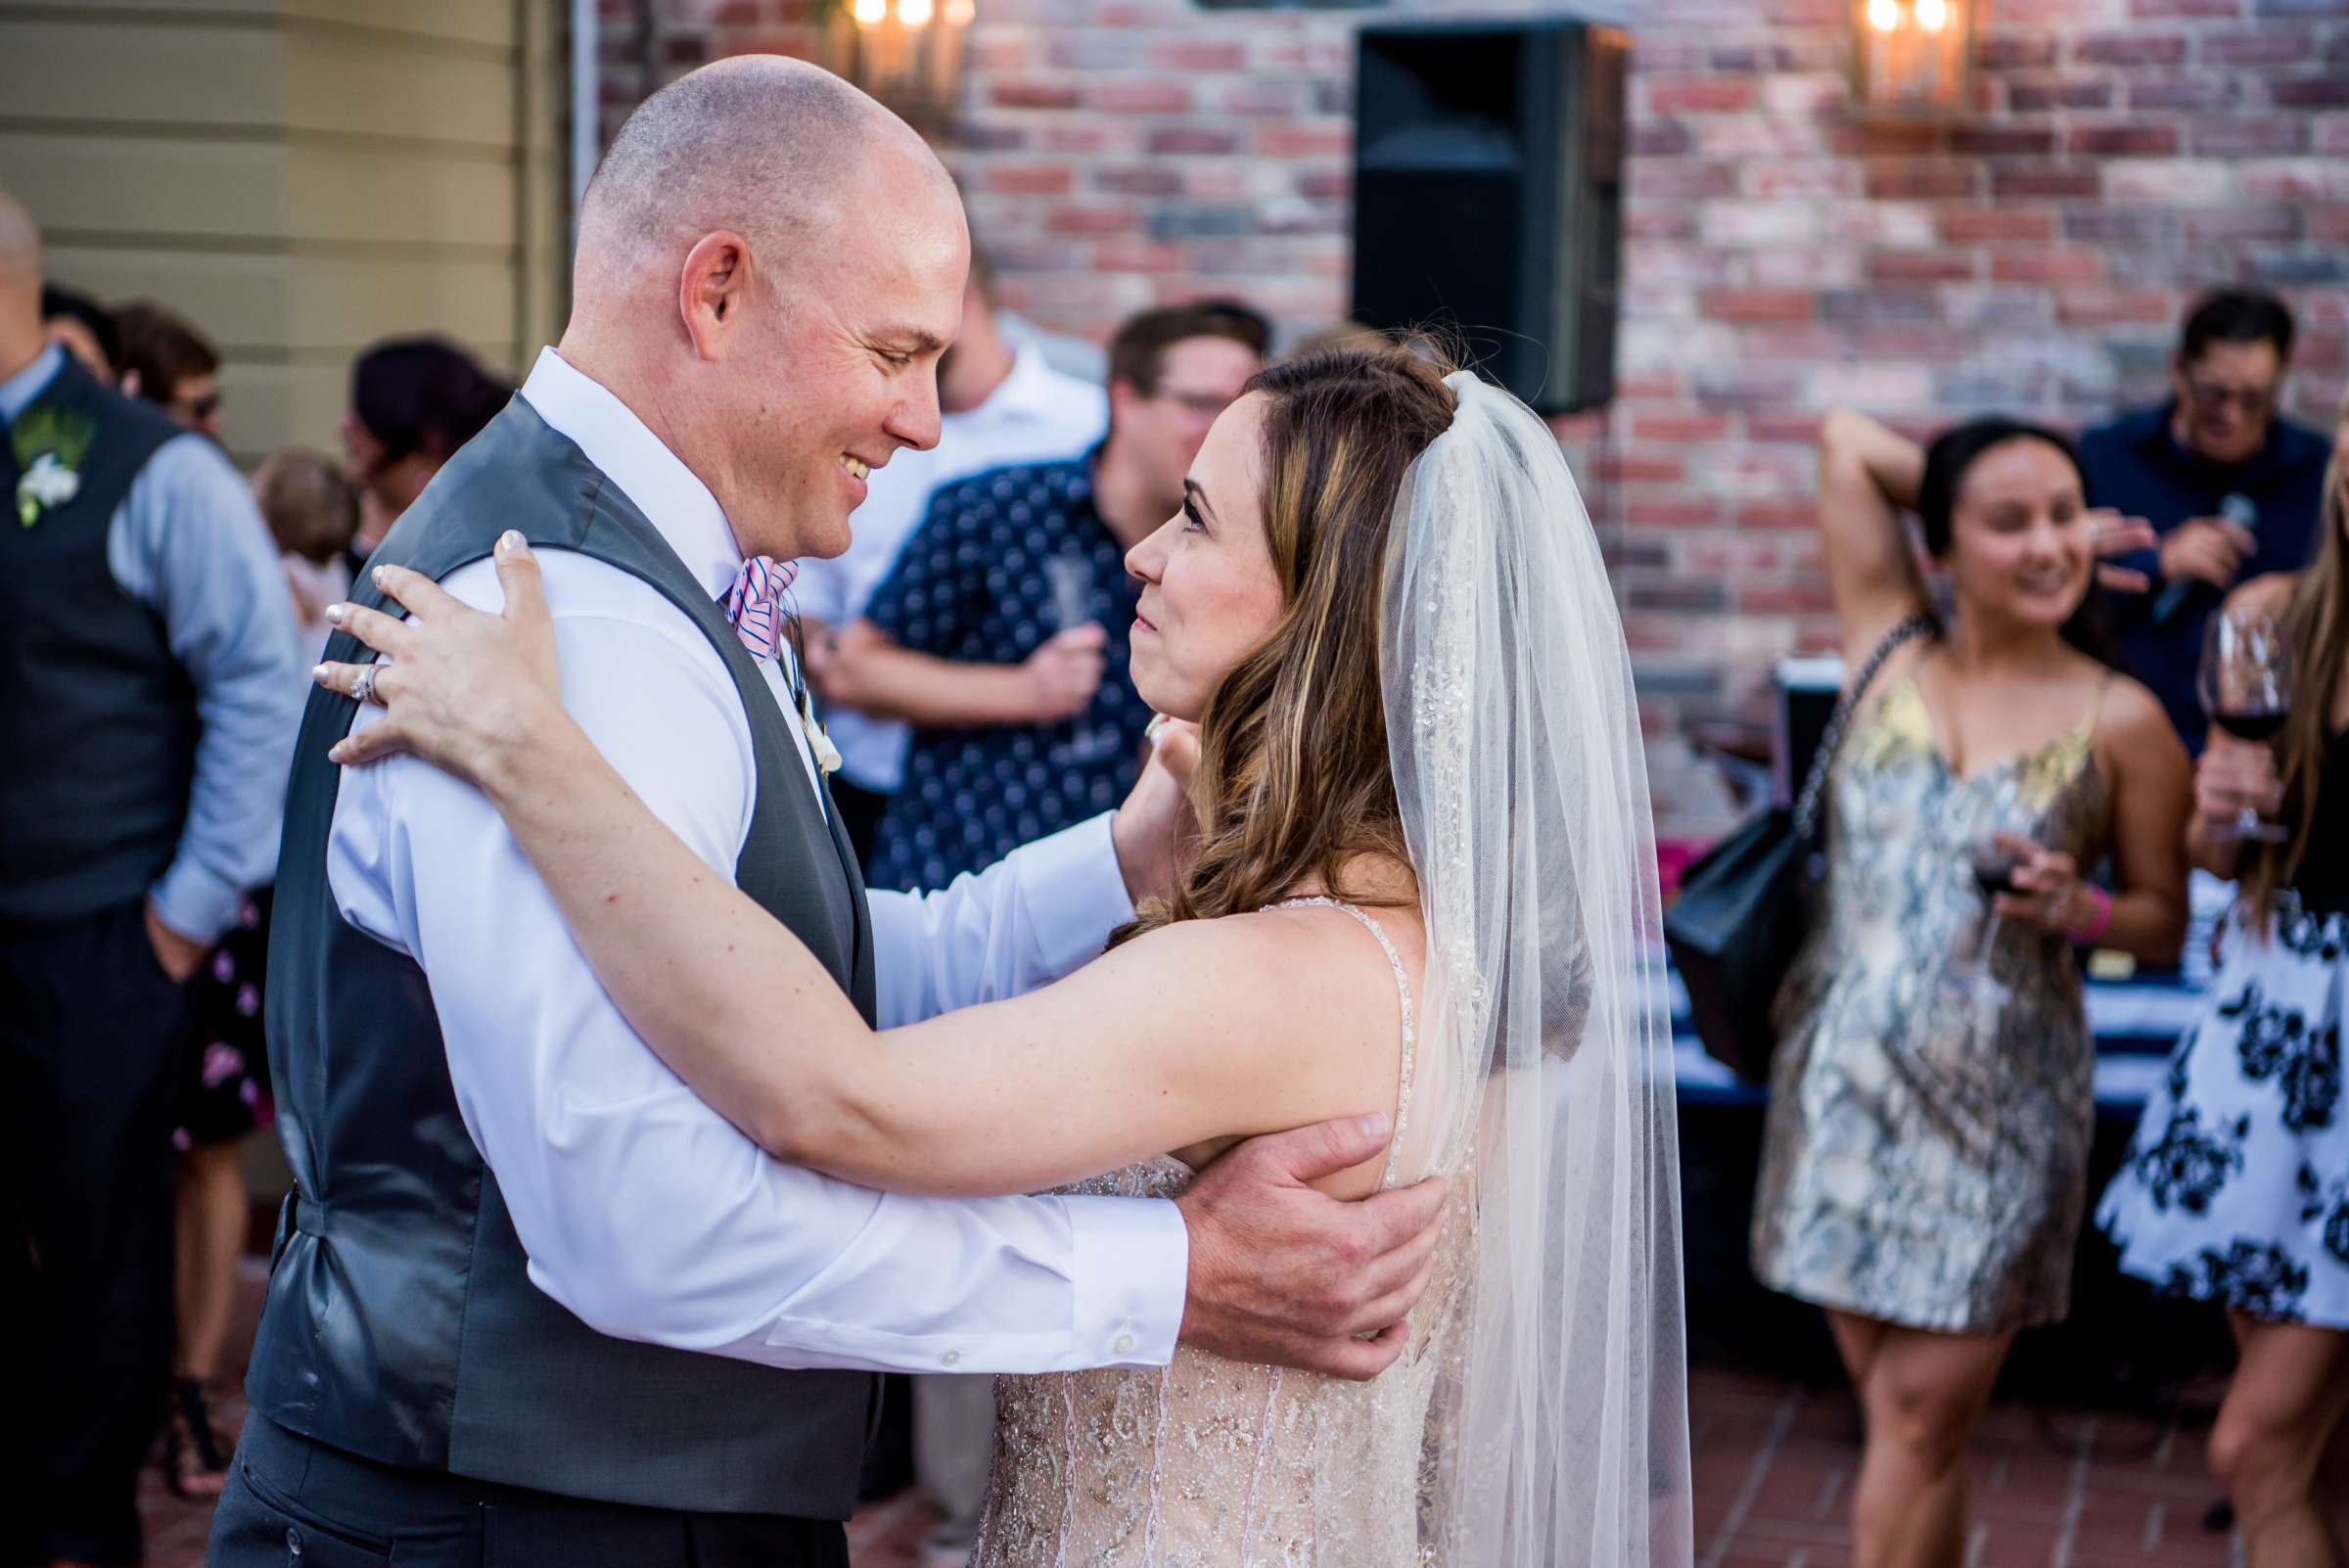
[141,1261,2266,1568]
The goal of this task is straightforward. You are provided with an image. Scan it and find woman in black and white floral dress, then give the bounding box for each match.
[2099,391,2349,1567]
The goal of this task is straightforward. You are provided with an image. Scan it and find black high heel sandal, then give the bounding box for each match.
[162,1375,230,1499]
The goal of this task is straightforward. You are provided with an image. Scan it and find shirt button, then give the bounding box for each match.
[1113,1332,1136,1355]
[942,1349,961,1366]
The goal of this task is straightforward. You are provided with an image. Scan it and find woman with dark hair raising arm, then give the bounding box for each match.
[1755,408,2191,1568]
[2100,386,2349,1568]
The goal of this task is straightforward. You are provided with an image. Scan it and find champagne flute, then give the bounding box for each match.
[1042,553,1114,763]
[2199,606,2293,844]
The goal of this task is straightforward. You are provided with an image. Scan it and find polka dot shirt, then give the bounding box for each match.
[861,454,1151,892]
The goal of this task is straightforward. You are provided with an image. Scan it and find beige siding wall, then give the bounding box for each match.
[0,0,568,465]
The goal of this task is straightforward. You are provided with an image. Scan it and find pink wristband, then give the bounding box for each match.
[2068,884,2112,945]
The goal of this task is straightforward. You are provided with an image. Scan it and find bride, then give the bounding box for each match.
[317,341,1693,1566]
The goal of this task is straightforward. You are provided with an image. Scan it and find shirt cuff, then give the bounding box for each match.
[1009,810,1136,980]
[149,858,244,947]
[1064,1193,1189,1367]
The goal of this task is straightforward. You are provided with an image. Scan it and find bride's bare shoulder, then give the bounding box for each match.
[1116,894,1425,1003]
[1112,899,1424,1194]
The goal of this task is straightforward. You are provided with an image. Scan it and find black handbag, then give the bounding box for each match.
[1664,615,1934,1083]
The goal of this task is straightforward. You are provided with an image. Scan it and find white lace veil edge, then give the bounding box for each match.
[1384,371,1694,1568]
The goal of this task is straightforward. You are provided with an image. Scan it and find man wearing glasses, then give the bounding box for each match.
[820,299,1268,895]
[2082,288,2334,750]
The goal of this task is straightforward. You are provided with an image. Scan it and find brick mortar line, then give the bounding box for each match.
[1698,1386,1804,1568]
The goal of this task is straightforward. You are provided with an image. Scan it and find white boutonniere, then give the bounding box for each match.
[13,407,94,529]
[18,452,79,525]
[799,686,842,776]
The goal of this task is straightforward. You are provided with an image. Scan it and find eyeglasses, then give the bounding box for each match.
[2186,380,2275,416]
[1148,386,1237,418]
[171,393,222,423]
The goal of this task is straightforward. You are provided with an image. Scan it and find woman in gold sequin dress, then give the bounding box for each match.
[316,345,1692,1566]
[1754,409,2191,1568]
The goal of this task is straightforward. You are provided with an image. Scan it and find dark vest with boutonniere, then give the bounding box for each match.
[253,396,883,1518]
[0,353,191,924]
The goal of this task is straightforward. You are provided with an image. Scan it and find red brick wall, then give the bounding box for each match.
[1610,0,2348,740]
[604,0,2349,832]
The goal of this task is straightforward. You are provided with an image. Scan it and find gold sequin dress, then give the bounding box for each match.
[968,898,1475,1568]
[1752,671,2111,1334]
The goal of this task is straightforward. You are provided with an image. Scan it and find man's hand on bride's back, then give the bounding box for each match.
[1174,1114,1447,1382]
[314,530,565,790]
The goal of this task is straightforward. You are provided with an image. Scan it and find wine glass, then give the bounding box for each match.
[1042,553,1116,763]
[2198,607,2293,844]
[1943,833,2020,1003]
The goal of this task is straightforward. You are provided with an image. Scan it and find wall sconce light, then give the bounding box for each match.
[1852,0,1973,116]
[821,0,974,134]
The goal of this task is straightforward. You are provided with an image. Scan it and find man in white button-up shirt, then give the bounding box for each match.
[215,57,1442,1568]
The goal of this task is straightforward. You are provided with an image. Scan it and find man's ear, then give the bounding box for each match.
[678,230,754,361]
[1107,376,1143,429]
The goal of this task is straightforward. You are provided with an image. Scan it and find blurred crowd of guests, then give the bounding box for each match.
[8,145,2347,1568]
[1752,286,2346,1568]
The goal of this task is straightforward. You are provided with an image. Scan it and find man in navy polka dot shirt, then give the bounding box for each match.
[834,301,1267,892]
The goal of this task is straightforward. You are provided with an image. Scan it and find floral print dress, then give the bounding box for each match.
[2097,727,2349,1328]
[174,888,273,1150]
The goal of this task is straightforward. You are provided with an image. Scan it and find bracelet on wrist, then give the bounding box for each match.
[2066,883,2112,945]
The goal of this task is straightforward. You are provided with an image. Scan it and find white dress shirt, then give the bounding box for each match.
[794,336,1107,791]
[325,346,1187,1375]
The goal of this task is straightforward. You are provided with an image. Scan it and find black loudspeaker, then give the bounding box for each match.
[1351,18,1628,414]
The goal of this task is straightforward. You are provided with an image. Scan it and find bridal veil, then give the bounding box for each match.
[1382,371,1694,1567]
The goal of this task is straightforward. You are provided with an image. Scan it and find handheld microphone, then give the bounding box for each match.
[2153,491,2258,624]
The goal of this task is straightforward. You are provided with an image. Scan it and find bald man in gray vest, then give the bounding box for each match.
[213,59,1442,1568]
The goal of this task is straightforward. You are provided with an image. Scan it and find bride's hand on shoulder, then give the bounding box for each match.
[313,530,564,790]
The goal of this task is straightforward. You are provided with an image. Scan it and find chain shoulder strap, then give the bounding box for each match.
[1790,613,1936,842]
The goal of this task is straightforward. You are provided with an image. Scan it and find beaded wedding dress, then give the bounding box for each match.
[972,372,1692,1568]
[969,899,1476,1568]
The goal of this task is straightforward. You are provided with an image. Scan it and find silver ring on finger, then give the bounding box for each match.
[351,664,380,707]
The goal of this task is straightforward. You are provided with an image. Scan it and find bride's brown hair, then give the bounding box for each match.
[1112,343,1459,946]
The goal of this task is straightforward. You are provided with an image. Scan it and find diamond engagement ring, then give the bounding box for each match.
[351,664,380,707]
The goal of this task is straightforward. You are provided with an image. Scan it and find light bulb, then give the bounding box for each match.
[852,0,887,25]
[944,0,975,24]
[1865,0,1901,30]
[899,0,934,25]
[1914,0,1949,30]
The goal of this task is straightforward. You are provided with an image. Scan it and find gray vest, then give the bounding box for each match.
[251,397,883,1517]
[0,356,191,924]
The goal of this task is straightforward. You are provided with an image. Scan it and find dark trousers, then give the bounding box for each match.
[827,776,892,869]
[1,898,192,1566]
[210,1418,852,1568]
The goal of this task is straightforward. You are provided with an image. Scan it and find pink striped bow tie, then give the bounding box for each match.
[720,555,796,660]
